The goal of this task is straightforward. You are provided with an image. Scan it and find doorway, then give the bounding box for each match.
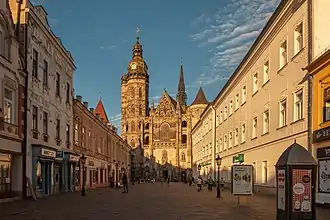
[54,164,62,194]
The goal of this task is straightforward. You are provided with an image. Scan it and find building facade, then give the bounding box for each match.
[192,0,309,194]
[0,0,25,200]
[120,35,208,179]
[305,0,330,205]
[73,96,131,189]
[10,0,76,197]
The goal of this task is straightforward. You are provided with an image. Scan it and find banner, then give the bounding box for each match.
[231,165,253,195]
[277,169,286,210]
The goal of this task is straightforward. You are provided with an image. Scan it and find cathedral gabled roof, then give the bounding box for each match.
[191,87,209,105]
[94,99,110,123]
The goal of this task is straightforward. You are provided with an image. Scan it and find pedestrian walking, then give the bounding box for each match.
[122,173,128,193]
[197,176,202,192]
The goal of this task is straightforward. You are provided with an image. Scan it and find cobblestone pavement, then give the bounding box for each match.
[1,183,330,220]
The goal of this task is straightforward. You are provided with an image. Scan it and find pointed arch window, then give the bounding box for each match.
[144,136,149,144]
[139,105,142,116]
[181,152,186,161]
[131,121,135,132]
[160,123,170,141]
[139,88,142,98]
[182,121,187,128]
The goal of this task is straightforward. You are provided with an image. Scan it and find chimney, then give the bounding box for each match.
[96,113,100,119]
[90,108,94,113]
[83,101,88,109]
[76,95,82,102]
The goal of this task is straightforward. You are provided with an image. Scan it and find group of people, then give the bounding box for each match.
[189,176,225,192]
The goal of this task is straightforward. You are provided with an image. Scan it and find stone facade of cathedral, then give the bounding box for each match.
[121,36,208,177]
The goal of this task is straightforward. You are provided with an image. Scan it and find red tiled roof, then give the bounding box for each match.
[94,99,109,123]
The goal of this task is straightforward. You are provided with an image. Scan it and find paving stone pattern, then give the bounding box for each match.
[0,183,329,220]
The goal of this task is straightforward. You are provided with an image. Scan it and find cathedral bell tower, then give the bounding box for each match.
[121,30,149,148]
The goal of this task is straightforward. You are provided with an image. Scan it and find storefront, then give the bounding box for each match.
[66,154,79,192]
[56,151,79,193]
[32,146,56,197]
[313,128,330,204]
[0,153,11,198]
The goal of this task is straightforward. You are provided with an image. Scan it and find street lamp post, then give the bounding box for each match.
[215,155,222,198]
[115,163,119,188]
[80,154,86,196]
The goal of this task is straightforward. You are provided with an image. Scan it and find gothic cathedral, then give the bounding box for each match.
[121,35,209,171]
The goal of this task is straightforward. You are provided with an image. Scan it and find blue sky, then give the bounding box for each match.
[31,0,280,131]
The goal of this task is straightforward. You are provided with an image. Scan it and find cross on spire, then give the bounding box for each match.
[136,28,140,41]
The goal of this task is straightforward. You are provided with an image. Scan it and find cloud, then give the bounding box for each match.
[189,0,281,87]
[100,44,117,50]
[109,113,121,122]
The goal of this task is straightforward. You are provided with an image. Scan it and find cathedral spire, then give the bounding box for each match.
[176,57,187,107]
[132,28,143,58]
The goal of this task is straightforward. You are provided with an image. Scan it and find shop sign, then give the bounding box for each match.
[292,169,312,212]
[316,147,330,159]
[41,148,56,158]
[318,160,330,193]
[233,154,244,163]
[69,155,79,162]
[231,164,253,195]
[313,126,330,142]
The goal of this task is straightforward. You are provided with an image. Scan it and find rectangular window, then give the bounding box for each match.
[42,112,48,134]
[234,128,239,146]
[224,135,227,150]
[229,132,233,148]
[224,106,227,119]
[229,100,233,115]
[279,99,287,127]
[262,161,268,184]
[32,106,38,131]
[3,88,13,123]
[66,82,70,103]
[242,85,247,104]
[74,124,79,145]
[82,127,85,148]
[294,90,303,121]
[263,60,269,84]
[219,138,223,152]
[253,72,258,94]
[263,110,270,134]
[56,72,60,96]
[66,124,70,146]
[252,117,257,138]
[241,123,246,143]
[56,119,60,140]
[32,49,38,78]
[235,93,239,110]
[294,23,303,55]
[220,111,223,123]
[43,60,48,86]
[279,40,287,69]
[324,87,330,122]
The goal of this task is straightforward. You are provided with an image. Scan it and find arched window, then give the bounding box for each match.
[181,134,187,144]
[131,121,135,132]
[145,123,149,130]
[160,123,170,141]
[130,139,135,148]
[162,150,168,164]
[139,88,142,98]
[144,136,149,144]
[130,87,135,99]
[139,105,142,115]
[125,123,129,132]
[182,121,187,128]
[181,152,186,161]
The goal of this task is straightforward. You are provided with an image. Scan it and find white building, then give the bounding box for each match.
[0,0,24,201]
[10,0,76,197]
[192,0,309,195]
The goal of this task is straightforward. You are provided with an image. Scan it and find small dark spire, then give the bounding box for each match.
[176,58,187,107]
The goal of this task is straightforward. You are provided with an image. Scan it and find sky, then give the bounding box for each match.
[30,0,280,132]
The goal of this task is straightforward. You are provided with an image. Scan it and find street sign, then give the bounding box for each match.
[233,154,244,163]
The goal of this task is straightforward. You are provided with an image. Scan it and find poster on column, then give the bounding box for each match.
[231,165,253,195]
[277,169,285,210]
[292,169,312,212]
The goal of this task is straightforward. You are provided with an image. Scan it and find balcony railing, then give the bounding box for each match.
[0,121,19,138]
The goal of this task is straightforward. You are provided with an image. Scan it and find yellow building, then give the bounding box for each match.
[307,49,330,205]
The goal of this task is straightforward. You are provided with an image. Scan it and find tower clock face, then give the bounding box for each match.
[131,63,137,70]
